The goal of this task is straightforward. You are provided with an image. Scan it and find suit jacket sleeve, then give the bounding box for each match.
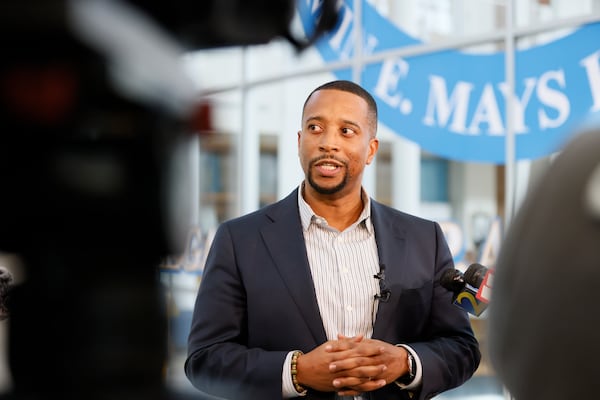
[184,192,328,399]
[411,222,481,399]
[370,204,481,400]
[184,219,289,400]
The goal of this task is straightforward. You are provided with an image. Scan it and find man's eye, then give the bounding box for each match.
[308,124,322,132]
[341,127,355,135]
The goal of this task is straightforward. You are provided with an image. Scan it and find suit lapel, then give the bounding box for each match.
[260,190,327,345]
[371,202,407,339]
[257,194,410,344]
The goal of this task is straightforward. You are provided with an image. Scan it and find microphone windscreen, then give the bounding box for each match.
[440,268,465,294]
[464,263,487,288]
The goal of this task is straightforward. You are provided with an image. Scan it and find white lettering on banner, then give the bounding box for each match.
[374,58,410,110]
[498,77,537,134]
[364,35,379,55]
[328,3,353,58]
[580,50,600,112]
[468,83,504,136]
[325,2,379,60]
[423,75,474,134]
[298,2,600,161]
[422,71,572,135]
[537,69,570,130]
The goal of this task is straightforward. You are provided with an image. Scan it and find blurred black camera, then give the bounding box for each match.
[0,1,339,398]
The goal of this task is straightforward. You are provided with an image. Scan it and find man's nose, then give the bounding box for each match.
[318,130,339,152]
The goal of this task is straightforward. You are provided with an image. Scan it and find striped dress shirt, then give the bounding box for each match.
[298,187,381,341]
[282,186,380,400]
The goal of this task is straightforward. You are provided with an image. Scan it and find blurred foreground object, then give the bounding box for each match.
[128,0,340,51]
[0,267,12,321]
[0,1,338,399]
[488,128,600,400]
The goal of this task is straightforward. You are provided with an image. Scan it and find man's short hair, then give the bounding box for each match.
[303,80,378,136]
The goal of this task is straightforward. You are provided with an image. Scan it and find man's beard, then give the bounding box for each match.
[307,170,349,195]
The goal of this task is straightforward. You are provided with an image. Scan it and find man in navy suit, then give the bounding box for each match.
[185,80,480,400]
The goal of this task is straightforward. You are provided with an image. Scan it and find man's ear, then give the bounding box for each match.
[366,137,379,165]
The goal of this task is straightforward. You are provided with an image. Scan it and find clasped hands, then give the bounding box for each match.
[295,334,409,397]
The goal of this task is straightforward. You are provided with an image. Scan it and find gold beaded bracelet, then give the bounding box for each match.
[291,350,307,394]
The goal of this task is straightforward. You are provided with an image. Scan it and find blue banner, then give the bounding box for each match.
[299,1,600,163]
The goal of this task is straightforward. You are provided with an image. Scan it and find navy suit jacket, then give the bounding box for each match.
[185,189,480,400]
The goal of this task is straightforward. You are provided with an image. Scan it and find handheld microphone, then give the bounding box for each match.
[463,262,494,303]
[440,263,489,316]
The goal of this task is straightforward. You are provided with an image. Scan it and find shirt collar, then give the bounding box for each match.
[297,183,373,233]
